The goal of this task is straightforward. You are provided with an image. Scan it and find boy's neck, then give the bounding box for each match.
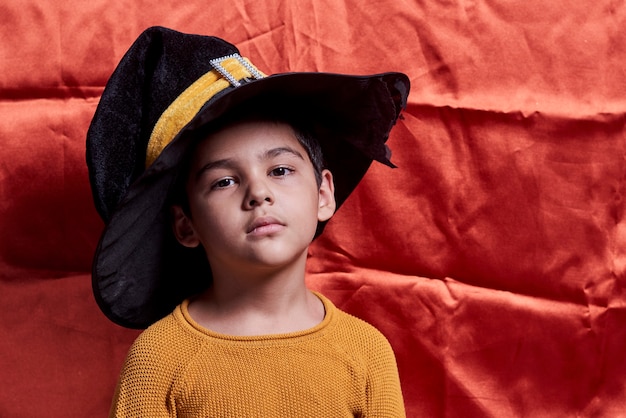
[188,258,325,336]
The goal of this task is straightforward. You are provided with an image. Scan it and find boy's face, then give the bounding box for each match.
[172,120,336,276]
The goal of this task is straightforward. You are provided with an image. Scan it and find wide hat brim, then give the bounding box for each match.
[88,29,409,329]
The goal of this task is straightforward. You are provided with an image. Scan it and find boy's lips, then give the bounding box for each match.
[246,216,285,235]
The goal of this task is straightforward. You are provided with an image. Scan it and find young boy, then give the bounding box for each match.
[87,26,409,417]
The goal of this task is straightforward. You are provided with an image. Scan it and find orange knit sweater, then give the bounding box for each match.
[109,293,405,417]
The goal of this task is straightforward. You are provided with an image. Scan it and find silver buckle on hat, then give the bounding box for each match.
[209,53,264,87]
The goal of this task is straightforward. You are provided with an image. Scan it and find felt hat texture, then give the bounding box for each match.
[86,26,409,329]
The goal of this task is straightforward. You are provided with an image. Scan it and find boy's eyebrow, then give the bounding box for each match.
[263,146,306,161]
[194,158,235,180]
[194,146,306,180]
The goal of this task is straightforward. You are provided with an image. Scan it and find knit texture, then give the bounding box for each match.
[110,293,405,417]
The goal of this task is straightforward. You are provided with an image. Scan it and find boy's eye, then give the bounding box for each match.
[270,166,294,177]
[211,178,236,189]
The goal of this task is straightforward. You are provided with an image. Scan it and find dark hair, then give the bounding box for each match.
[289,122,324,187]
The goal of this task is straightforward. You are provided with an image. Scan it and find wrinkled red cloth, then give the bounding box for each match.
[1,1,625,416]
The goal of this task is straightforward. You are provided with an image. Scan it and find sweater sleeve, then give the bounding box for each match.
[109,334,177,417]
[109,314,196,418]
[363,329,406,417]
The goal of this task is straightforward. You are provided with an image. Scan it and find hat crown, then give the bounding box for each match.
[87,26,239,222]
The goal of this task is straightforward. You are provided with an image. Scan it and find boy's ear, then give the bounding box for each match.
[317,169,336,222]
[171,205,200,248]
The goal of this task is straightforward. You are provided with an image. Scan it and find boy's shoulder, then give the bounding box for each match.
[334,306,389,339]
[125,307,202,368]
[323,295,396,356]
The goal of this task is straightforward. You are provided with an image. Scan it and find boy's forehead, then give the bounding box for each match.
[191,119,307,164]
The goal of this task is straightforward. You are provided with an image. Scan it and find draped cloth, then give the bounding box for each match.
[1,1,625,416]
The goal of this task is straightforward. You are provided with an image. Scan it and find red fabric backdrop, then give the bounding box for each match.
[2,1,626,416]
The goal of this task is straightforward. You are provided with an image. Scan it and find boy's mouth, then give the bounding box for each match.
[246,216,285,235]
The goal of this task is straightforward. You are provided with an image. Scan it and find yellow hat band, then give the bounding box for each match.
[145,55,265,168]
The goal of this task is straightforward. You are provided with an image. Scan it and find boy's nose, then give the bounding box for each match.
[243,180,274,209]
